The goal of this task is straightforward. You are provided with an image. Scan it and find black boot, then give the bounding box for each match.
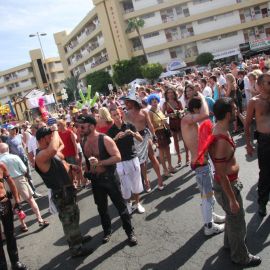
[11,261,28,270]
[258,204,267,217]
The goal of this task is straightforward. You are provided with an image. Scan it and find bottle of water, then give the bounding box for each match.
[16,209,26,220]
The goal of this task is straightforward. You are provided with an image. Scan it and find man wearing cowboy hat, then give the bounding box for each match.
[124,91,164,192]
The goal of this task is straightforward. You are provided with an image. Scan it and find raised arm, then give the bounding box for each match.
[35,126,60,172]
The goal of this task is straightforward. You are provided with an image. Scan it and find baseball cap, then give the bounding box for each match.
[76,115,97,125]
[36,127,52,141]
[7,124,16,130]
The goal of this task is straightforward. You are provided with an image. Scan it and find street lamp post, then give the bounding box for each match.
[29,32,58,105]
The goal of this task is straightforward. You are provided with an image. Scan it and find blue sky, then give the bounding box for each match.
[0,0,93,71]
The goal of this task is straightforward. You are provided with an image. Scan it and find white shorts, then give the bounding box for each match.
[116,157,143,200]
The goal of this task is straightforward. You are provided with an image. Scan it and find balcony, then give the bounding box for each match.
[133,45,143,51]
[91,54,108,69]
[122,0,134,14]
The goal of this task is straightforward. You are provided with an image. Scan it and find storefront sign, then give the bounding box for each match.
[167,59,186,71]
[250,37,270,51]
[213,48,240,60]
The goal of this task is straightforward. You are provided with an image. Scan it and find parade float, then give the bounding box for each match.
[13,89,56,121]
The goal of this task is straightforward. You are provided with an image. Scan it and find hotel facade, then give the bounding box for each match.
[0,49,65,104]
[54,0,270,88]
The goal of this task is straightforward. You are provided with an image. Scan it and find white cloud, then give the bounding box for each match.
[0,0,94,70]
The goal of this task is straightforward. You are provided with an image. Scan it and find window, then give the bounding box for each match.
[221,31,238,38]
[197,16,214,24]
[254,6,261,15]
[148,50,164,57]
[141,13,155,19]
[144,31,159,39]
[193,0,210,5]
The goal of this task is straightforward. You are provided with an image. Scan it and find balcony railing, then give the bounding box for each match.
[124,7,134,14]
[91,54,108,68]
[133,45,143,51]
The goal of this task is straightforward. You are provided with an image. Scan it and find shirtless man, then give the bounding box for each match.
[209,98,261,266]
[245,73,270,217]
[181,86,225,236]
[77,115,137,245]
[124,95,164,191]
[0,163,28,270]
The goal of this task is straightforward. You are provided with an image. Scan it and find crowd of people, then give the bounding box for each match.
[1,55,270,269]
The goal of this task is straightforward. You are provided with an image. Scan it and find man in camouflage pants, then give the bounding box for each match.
[35,126,92,258]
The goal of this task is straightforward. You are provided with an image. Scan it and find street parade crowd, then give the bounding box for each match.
[1,55,270,269]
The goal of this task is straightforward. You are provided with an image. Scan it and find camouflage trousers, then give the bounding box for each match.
[52,190,83,255]
[213,181,250,264]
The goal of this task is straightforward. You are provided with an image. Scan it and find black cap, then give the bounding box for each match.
[36,127,52,141]
[76,114,97,125]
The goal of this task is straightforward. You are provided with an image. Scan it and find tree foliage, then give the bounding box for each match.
[62,74,79,102]
[112,57,143,86]
[195,52,214,66]
[140,63,163,82]
[86,70,113,96]
[126,18,147,63]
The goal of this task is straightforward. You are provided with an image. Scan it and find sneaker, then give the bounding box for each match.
[204,222,225,236]
[233,254,262,267]
[11,262,29,270]
[71,247,93,258]
[145,187,152,193]
[128,232,138,246]
[134,203,145,214]
[127,202,133,215]
[102,233,111,244]
[213,213,225,223]
[258,204,267,217]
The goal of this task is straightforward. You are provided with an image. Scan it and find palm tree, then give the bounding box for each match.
[126,18,147,62]
[62,74,79,102]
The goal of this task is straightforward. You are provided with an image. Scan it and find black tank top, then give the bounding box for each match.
[98,134,116,174]
[35,153,71,190]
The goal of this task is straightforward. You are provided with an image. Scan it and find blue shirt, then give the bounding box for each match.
[205,97,215,123]
[6,135,26,158]
[0,152,27,178]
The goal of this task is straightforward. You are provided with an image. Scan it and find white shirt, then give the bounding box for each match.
[244,76,251,91]
[65,113,71,123]
[218,75,226,86]
[27,136,37,157]
[202,86,212,97]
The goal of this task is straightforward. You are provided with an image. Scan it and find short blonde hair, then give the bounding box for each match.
[98,107,113,123]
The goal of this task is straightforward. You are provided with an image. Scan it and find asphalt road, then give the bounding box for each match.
[4,133,270,270]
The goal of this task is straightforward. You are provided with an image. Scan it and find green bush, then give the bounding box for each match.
[195,52,214,66]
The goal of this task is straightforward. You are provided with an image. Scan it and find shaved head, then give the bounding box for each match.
[0,143,9,154]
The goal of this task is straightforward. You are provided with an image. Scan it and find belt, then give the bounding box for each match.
[214,173,238,183]
[191,162,208,170]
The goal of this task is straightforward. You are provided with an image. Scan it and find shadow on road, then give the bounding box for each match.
[146,183,198,221]
[202,247,243,270]
[141,229,209,270]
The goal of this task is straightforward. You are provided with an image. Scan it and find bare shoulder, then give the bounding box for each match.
[104,134,115,145]
[182,114,192,124]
